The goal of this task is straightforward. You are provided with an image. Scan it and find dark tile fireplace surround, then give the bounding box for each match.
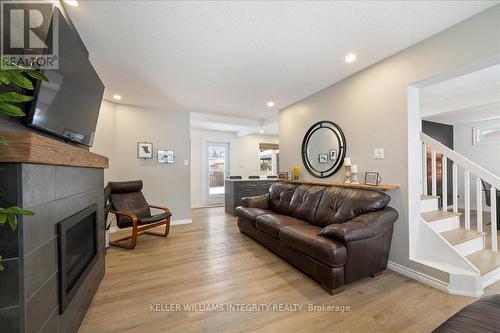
[0,163,105,333]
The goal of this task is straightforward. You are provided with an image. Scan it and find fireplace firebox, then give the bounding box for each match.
[57,204,98,314]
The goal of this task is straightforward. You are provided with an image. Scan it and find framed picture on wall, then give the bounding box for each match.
[137,142,153,159]
[157,150,175,164]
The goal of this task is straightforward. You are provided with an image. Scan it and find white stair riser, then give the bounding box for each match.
[428,216,460,233]
[421,199,438,213]
[482,267,500,289]
[453,237,485,257]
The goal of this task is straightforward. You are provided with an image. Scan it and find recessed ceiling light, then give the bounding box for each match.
[64,0,79,7]
[267,101,274,108]
[345,53,356,63]
[113,94,122,100]
[259,129,264,134]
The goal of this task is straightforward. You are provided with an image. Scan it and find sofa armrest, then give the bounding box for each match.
[242,194,270,209]
[319,207,398,242]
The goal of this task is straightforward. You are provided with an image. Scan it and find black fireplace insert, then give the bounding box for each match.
[57,204,98,314]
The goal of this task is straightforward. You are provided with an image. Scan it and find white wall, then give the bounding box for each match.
[230,134,279,179]
[92,102,191,223]
[190,128,279,207]
[455,118,500,210]
[91,100,117,183]
[279,5,500,282]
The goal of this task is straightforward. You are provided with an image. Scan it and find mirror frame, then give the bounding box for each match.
[301,120,346,178]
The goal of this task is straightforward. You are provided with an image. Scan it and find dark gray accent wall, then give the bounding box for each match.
[0,163,105,333]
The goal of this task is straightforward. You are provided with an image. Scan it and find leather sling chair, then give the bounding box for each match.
[108,180,171,249]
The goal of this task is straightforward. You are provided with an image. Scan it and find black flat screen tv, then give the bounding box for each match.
[27,8,104,147]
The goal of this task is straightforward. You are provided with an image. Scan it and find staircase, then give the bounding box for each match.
[414,133,500,296]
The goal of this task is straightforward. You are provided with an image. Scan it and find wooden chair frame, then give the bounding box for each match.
[109,205,171,249]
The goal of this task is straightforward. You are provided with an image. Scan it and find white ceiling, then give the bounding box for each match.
[421,64,500,125]
[190,113,279,137]
[65,1,497,120]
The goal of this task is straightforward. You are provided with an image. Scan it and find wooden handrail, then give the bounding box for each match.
[421,133,500,190]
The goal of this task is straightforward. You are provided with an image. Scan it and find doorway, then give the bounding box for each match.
[204,141,230,205]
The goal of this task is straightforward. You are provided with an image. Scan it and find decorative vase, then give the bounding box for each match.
[343,158,352,183]
[351,164,360,184]
[291,165,301,181]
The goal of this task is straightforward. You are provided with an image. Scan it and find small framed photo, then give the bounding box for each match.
[278,172,289,180]
[365,172,382,186]
[319,154,328,164]
[329,149,337,161]
[157,150,175,164]
[137,142,153,159]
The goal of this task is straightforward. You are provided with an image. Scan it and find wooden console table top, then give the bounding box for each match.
[0,131,109,169]
[278,179,399,191]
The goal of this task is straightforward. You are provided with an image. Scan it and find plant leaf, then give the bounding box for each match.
[23,69,48,82]
[0,72,11,85]
[6,214,17,231]
[3,71,34,90]
[0,256,4,272]
[0,207,34,215]
[0,102,25,117]
[0,92,33,102]
[0,137,7,145]
[0,214,6,225]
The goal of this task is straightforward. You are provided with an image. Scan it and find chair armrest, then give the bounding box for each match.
[319,207,398,243]
[110,210,138,225]
[242,194,270,209]
[149,205,172,215]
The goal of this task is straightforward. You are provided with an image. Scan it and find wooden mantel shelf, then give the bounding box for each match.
[0,131,109,169]
[279,179,399,191]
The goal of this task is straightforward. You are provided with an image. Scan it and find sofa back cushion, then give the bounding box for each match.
[312,187,390,227]
[288,185,325,223]
[268,182,297,215]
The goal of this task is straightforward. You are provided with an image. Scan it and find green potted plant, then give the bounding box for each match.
[0,59,48,271]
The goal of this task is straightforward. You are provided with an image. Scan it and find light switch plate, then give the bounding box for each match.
[373,148,385,160]
[184,160,189,165]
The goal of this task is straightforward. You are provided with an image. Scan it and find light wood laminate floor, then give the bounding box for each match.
[79,207,500,333]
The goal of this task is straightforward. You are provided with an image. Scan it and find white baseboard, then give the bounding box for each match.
[388,261,449,293]
[171,218,192,225]
[109,218,192,233]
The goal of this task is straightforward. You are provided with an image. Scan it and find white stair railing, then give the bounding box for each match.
[421,132,499,253]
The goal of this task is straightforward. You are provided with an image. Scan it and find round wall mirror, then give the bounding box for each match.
[301,121,346,178]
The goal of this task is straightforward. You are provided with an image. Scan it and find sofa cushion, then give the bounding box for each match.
[235,207,272,226]
[268,182,297,215]
[279,224,347,267]
[313,187,390,227]
[432,294,500,333]
[255,213,307,239]
[288,185,325,223]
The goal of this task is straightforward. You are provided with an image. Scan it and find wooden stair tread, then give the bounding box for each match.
[467,250,500,275]
[421,195,439,200]
[440,228,485,245]
[421,210,461,222]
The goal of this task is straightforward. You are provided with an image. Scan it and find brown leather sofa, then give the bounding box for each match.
[235,182,398,294]
[433,294,500,332]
